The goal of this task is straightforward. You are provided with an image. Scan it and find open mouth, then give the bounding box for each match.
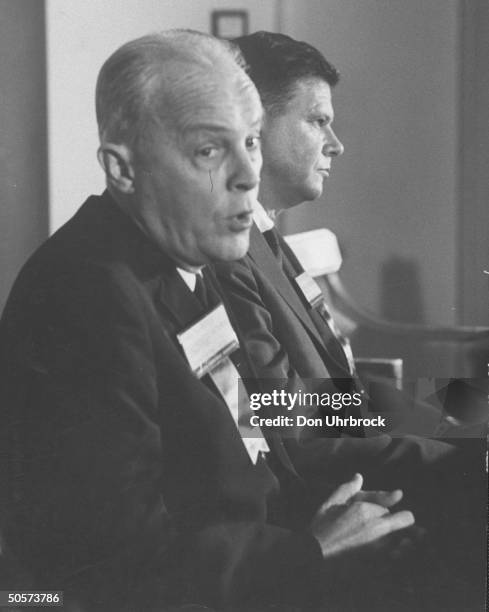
[228,210,253,232]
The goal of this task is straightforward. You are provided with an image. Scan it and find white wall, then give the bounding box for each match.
[280,0,459,325]
[46,0,279,231]
[46,0,465,326]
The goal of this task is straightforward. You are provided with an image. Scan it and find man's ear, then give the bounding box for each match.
[97,143,135,194]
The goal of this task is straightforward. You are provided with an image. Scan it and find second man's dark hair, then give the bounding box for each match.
[234,31,339,116]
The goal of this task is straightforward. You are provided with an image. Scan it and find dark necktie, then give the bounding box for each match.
[263,228,283,265]
[194,273,209,309]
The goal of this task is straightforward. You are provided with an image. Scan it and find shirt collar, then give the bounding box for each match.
[177,267,203,292]
[252,201,275,233]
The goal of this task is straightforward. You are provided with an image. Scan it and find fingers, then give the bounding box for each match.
[322,473,363,509]
[370,510,415,542]
[354,501,390,519]
[354,488,403,508]
[389,510,415,530]
[311,495,415,560]
[342,506,414,549]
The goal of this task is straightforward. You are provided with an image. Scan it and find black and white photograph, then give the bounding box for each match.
[0,1,488,610]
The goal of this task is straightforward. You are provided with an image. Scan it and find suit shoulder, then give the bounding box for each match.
[3,194,161,318]
[213,255,258,285]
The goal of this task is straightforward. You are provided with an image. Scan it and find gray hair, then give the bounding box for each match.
[96,29,247,149]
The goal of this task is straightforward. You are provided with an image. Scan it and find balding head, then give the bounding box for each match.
[96,29,254,152]
[95,30,263,267]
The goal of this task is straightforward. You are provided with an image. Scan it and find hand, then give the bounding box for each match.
[351,486,403,508]
[310,473,414,559]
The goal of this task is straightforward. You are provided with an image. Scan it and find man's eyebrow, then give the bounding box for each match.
[183,123,231,133]
[309,106,334,122]
[182,118,262,135]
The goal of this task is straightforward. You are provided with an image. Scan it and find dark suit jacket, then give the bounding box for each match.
[213,227,488,610]
[0,193,323,610]
[214,225,365,434]
[217,225,345,381]
[215,225,453,437]
[213,225,487,488]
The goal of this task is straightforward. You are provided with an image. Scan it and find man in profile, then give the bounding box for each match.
[0,30,414,611]
[214,30,487,610]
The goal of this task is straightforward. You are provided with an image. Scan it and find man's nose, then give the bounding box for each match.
[229,149,262,192]
[323,127,344,157]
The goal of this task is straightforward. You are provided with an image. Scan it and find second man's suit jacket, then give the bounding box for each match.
[215,223,353,386]
[213,225,485,503]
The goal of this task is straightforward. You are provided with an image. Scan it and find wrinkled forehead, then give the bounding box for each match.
[154,58,262,133]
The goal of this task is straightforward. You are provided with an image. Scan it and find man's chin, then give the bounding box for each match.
[293,183,323,208]
[305,183,324,202]
[216,235,250,262]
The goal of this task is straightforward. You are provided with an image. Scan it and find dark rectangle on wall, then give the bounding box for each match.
[211,10,249,39]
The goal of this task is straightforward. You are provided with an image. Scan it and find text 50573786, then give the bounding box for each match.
[0,592,63,607]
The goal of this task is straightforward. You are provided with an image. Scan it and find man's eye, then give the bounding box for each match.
[245,136,261,150]
[315,118,327,128]
[197,146,218,159]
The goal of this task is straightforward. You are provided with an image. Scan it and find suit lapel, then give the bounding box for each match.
[248,224,326,348]
[136,233,301,479]
[157,266,207,331]
[206,267,305,480]
[250,224,355,380]
[81,193,206,332]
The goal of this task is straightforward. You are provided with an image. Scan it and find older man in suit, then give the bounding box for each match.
[0,30,416,611]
